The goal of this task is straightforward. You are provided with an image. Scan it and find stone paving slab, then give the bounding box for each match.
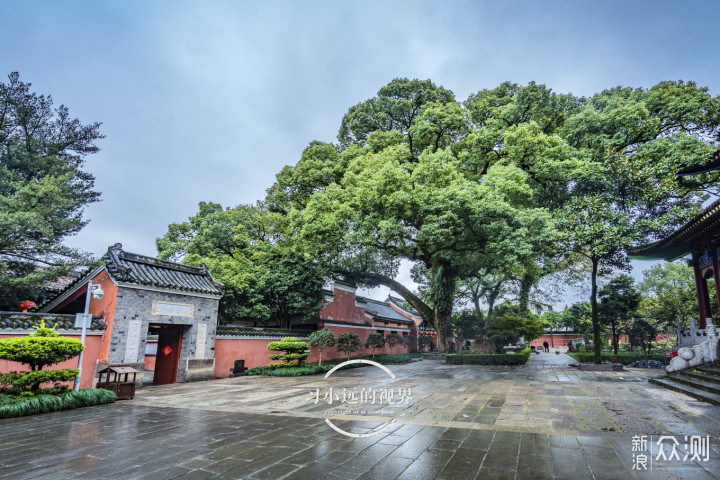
[0,352,718,479]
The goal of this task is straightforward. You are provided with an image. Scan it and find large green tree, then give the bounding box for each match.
[0,72,103,308]
[295,79,555,352]
[554,82,720,362]
[156,202,325,326]
[639,261,701,333]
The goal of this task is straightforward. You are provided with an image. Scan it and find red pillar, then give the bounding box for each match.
[692,251,712,329]
[711,248,720,328]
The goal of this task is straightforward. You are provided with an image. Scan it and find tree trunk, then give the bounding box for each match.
[481,281,502,334]
[518,273,533,313]
[612,323,619,355]
[591,257,602,364]
[434,309,451,352]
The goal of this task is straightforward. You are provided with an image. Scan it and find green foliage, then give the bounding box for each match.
[598,274,641,354]
[336,332,362,360]
[0,368,78,393]
[307,329,335,365]
[418,335,434,348]
[568,351,668,365]
[486,304,545,353]
[0,331,84,372]
[446,348,531,365]
[0,72,103,308]
[157,202,325,325]
[246,354,417,376]
[0,389,116,419]
[561,303,593,338]
[365,332,386,358]
[627,318,658,354]
[266,337,308,366]
[384,332,404,349]
[451,310,484,341]
[639,261,698,332]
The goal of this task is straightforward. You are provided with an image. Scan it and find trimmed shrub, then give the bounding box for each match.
[0,369,79,394]
[246,353,418,377]
[266,337,309,366]
[446,348,531,366]
[0,389,117,419]
[308,329,335,365]
[0,321,84,371]
[365,333,386,358]
[336,332,362,360]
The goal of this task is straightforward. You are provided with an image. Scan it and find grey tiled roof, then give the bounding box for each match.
[0,312,106,331]
[357,297,413,324]
[103,243,224,295]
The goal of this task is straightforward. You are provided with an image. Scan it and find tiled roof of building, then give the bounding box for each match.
[0,312,106,331]
[677,150,720,176]
[386,295,420,315]
[358,297,413,324]
[102,243,223,295]
[629,199,720,261]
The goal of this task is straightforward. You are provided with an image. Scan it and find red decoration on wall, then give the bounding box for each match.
[19,300,36,312]
[162,345,172,356]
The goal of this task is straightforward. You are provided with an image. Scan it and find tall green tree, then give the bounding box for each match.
[639,261,700,333]
[598,275,641,355]
[554,82,720,363]
[0,72,103,308]
[157,202,325,326]
[296,79,555,352]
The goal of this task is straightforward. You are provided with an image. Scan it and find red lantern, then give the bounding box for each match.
[19,300,36,312]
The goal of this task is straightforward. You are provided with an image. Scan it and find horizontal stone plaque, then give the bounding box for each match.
[152,301,194,317]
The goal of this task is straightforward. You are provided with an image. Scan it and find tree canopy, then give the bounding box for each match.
[156,201,325,326]
[0,72,103,308]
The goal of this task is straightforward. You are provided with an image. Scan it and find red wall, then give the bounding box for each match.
[531,334,583,348]
[50,270,118,364]
[0,333,103,389]
[321,289,368,323]
[213,327,412,378]
[613,334,673,345]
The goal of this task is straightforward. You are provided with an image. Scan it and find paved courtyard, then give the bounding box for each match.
[1,352,719,479]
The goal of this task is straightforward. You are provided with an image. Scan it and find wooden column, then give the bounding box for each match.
[692,250,712,329]
[712,247,720,327]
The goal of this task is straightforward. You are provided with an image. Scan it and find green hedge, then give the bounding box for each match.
[568,351,669,365]
[247,353,419,377]
[0,389,117,419]
[446,348,532,365]
[0,368,79,393]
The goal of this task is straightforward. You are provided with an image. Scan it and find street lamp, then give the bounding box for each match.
[73,282,103,392]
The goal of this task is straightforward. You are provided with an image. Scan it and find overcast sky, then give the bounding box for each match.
[2,0,718,307]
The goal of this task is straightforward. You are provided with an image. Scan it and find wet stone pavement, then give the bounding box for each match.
[1,352,719,479]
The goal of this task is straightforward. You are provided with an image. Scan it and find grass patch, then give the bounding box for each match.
[446,348,532,365]
[0,388,117,419]
[246,353,419,377]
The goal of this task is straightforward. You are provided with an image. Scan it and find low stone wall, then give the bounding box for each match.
[179,358,215,382]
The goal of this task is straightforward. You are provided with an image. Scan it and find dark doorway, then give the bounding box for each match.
[153,325,184,386]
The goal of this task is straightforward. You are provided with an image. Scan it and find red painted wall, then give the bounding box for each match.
[0,333,103,389]
[51,269,118,364]
[321,288,367,324]
[613,334,673,345]
[213,328,413,378]
[144,354,156,371]
[531,334,584,348]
